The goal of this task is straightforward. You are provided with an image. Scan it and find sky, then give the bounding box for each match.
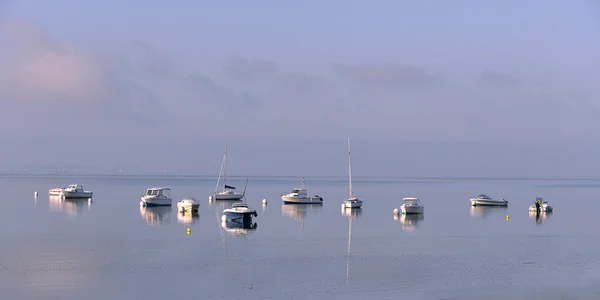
[0,0,599,177]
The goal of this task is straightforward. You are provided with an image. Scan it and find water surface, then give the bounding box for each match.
[1,174,600,299]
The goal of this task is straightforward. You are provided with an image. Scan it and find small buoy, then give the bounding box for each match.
[187,228,191,235]
[34,191,38,197]
[88,198,92,203]
[221,215,227,222]
[393,208,399,215]
[341,204,345,209]
[262,199,267,205]
[208,196,213,201]
[506,215,511,220]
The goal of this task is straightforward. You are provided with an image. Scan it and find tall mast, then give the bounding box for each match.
[223,143,227,191]
[348,137,354,198]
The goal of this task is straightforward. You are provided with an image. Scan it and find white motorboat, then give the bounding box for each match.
[222,202,257,224]
[177,197,199,212]
[48,186,65,196]
[211,144,245,201]
[281,178,323,204]
[469,194,508,206]
[529,197,553,213]
[61,184,93,199]
[400,197,424,214]
[140,187,172,207]
[342,138,363,209]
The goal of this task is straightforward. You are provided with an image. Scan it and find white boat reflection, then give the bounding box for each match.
[344,205,359,284]
[281,204,323,229]
[341,207,363,218]
[397,214,424,232]
[49,195,92,220]
[139,206,172,226]
[529,210,553,225]
[469,206,508,218]
[177,211,199,225]
[220,220,258,236]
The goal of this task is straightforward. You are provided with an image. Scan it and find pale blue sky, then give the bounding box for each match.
[0,1,599,176]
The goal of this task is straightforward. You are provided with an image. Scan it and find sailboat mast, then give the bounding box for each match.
[214,145,227,195]
[223,143,227,192]
[348,137,354,198]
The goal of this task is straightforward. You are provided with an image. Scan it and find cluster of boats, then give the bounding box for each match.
[43,138,554,227]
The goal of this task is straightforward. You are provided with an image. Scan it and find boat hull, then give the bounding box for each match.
[223,211,256,223]
[470,199,508,206]
[529,204,553,212]
[177,203,199,212]
[401,206,424,214]
[141,196,172,206]
[343,199,363,209]
[281,196,323,204]
[62,191,93,199]
[214,193,244,201]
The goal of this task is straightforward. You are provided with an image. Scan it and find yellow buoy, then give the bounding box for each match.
[505,215,510,220]
[187,228,191,235]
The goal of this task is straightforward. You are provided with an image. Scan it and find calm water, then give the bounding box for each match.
[2,174,600,299]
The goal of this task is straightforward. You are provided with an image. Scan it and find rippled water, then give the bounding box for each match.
[1,174,600,299]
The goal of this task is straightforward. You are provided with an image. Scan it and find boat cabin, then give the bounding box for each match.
[402,197,423,206]
[232,203,248,208]
[290,187,307,195]
[145,187,171,198]
[477,194,491,199]
[65,184,84,192]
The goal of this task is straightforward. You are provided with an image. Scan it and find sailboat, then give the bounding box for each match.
[342,138,363,209]
[211,144,245,201]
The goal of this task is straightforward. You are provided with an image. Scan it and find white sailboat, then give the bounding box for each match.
[211,144,245,201]
[342,138,363,209]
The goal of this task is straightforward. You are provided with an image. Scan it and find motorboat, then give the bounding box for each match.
[222,202,257,224]
[140,187,172,206]
[342,138,363,209]
[61,184,93,199]
[211,144,245,201]
[48,186,65,196]
[400,197,424,214]
[177,197,199,213]
[529,197,553,213]
[281,178,323,204]
[469,194,508,206]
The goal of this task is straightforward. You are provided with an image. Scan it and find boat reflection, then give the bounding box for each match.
[177,211,199,225]
[343,205,359,284]
[49,195,92,220]
[529,211,553,225]
[396,213,424,232]
[469,206,508,218]
[139,206,172,226]
[341,207,363,218]
[281,204,323,229]
[220,220,258,236]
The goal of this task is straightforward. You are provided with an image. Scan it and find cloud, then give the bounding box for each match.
[0,17,598,144]
[0,18,105,102]
[476,70,521,88]
[331,63,435,88]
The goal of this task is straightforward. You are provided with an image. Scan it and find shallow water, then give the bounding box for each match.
[1,174,600,299]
